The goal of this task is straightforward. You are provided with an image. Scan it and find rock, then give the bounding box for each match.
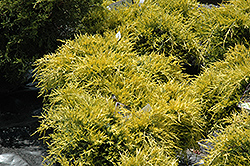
[107,0,134,10]
[0,153,29,166]
[0,146,47,166]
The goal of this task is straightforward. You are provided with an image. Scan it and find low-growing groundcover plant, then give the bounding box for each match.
[201,109,250,166]
[33,0,250,165]
[191,44,250,166]
[191,44,250,135]
[190,0,250,64]
[37,85,181,165]
[34,31,204,165]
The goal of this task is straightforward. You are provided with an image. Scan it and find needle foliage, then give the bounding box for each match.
[191,44,250,135]
[191,0,250,64]
[33,0,250,165]
[34,31,204,165]
[201,110,250,166]
[0,0,109,84]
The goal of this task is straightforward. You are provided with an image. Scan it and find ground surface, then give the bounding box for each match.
[0,84,47,166]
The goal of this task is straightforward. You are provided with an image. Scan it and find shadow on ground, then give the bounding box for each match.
[0,80,48,166]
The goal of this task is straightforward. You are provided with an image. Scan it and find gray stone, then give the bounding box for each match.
[107,0,134,10]
[0,153,29,166]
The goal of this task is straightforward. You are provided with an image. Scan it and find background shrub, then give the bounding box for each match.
[104,0,203,71]
[102,0,250,73]
[191,0,250,65]
[0,0,106,85]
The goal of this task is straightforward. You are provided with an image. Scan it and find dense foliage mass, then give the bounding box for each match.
[192,44,250,135]
[201,110,250,166]
[32,0,250,165]
[35,31,203,165]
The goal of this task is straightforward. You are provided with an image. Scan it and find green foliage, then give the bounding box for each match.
[0,0,54,83]
[0,0,106,84]
[201,110,250,166]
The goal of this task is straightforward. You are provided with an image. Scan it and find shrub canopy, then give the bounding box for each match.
[35,32,204,165]
[33,0,250,165]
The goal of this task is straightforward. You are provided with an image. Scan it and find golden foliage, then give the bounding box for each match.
[201,110,250,166]
[33,0,250,165]
[34,31,203,165]
[192,44,250,134]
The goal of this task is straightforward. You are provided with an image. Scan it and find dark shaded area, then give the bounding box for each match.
[182,63,201,76]
[0,0,104,86]
[197,0,223,5]
[0,77,48,165]
[0,78,45,162]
